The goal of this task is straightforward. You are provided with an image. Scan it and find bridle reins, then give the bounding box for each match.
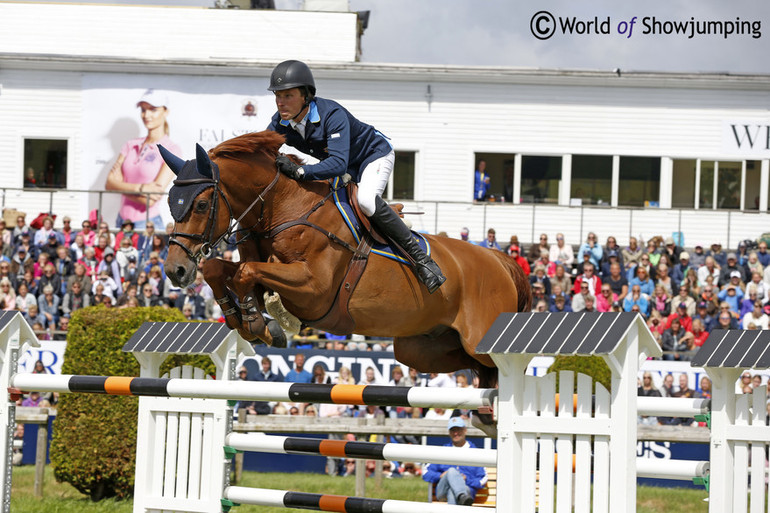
[168,169,281,263]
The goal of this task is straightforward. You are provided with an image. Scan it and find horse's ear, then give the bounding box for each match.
[195,144,213,179]
[158,145,185,176]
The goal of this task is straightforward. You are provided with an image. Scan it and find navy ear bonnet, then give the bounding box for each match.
[159,144,220,222]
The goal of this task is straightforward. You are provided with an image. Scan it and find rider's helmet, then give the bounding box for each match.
[268,60,316,100]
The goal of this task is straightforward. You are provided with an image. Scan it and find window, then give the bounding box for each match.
[744,160,761,211]
[520,156,561,204]
[716,161,741,209]
[699,161,715,208]
[23,139,67,189]
[473,152,516,202]
[671,159,696,208]
[618,156,660,207]
[385,151,415,200]
[571,155,612,205]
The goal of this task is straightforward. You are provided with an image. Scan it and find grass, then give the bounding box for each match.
[10,466,709,512]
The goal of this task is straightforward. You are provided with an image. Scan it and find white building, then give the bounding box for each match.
[1,2,769,248]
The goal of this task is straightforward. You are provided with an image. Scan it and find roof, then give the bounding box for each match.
[0,311,40,349]
[122,321,255,356]
[691,329,770,369]
[476,311,660,357]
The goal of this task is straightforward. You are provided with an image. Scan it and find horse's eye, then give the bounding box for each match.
[195,199,209,213]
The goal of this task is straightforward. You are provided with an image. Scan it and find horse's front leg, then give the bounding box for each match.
[230,260,333,326]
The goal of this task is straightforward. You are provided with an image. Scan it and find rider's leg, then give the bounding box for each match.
[358,153,445,294]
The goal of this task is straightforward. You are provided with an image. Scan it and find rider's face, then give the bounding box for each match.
[274,88,307,121]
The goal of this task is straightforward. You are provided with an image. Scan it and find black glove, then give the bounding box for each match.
[275,155,303,180]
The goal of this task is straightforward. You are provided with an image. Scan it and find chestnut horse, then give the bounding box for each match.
[161,131,530,391]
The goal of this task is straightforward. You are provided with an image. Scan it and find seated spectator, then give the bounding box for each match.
[116,236,139,275]
[571,282,592,312]
[98,247,122,287]
[549,233,574,267]
[577,232,602,268]
[670,251,691,286]
[529,265,551,296]
[745,270,767,304]
[549,294,572,313]
[40,233,61,260]
[757,241,770,268]
[666,302,693,332]
[647,310,665,345]
[33,216,59,247]
[33,253,50,280]
[690,319,709,348]
[650,285,671,318]
[621,236,642,271]
[661,318,694,361]
[478,228,501,251]
[671,284,696,316]
[93,270,120,301]
[141,234,168,266]
[626,253,656,282]
[534,250,556,277]
[533,299,548,313]
[697,255,720,288]
[629,266,654,298]
[645,238,662,267]
[656,263,674,296]
[96,221,114,248]
[527,233,549,265]
[719,252,746,286]
[744,251,763,277]
[78,246,99,280]
[37,263,62,300]
[531,281,549,307]
[61,281,91,317]
[596,284,616,312]
[742,300,769,329]
[693,301,715,332]
[582,294,597,312]
[174,285,206,319]
[94,233,110,263]
[573,262,601,297]
[549,264,571,294]
[714,308,738,331]
[624,284,649,315]
[707,241,727,268]
[603,262,628,302]
[113,219,141,250]
[662,236,682,266]
[601,235,624,270]
[53,245,74,290]
[507,245,530,275]
[24,304,45,330]
[137,282,160,307]
[459,227,471,243]
[740,285,759,319]
[37,285,60,330]
[637,371,661,425]
[717,280,744,316]
[14,281,36,314]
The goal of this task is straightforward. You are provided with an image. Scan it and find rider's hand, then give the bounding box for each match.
[275,155,304,180]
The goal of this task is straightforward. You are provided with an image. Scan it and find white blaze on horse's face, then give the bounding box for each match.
[274,88,307,121]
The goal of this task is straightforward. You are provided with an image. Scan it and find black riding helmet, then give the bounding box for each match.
[268,60,316,98]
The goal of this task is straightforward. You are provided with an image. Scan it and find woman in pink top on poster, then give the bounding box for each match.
[105,89,181,230]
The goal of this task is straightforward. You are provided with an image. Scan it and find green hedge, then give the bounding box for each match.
[49,306,216,500]
[547,354,612,393]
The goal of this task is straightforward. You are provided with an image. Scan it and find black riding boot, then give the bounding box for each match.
[369,196,446,294]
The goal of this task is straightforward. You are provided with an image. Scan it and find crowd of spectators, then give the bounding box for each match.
[0,212,226,339]
[457,227,770,360]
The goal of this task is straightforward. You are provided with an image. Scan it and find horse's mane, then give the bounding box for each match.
[209,130,285,160]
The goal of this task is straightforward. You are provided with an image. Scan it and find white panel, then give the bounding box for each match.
[0,4,357,63]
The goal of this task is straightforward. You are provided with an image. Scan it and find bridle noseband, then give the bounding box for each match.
[168,169,281,264]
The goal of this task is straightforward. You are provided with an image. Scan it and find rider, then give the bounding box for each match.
[265,60,445,294]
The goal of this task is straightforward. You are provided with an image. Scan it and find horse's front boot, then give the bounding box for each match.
[239,294,269,343]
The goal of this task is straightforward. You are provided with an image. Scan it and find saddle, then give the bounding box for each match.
[309,182,405,333]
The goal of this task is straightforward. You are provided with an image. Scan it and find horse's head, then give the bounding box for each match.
[160,143,233,287]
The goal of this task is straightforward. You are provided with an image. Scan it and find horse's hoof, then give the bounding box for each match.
[267,319,287,348]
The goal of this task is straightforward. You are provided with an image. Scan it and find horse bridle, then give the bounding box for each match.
[168,169,281,263]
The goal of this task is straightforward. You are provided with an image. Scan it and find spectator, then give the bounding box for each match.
[40,233,61,260]
[672,285,696,317]
[740,285,760,318]
[116,236,139,275]
[596,284,616,312]
[93,270,120,302]
[53,245,74,291]
[666,302,693,332]
[0,261,16,290]
[422,418,487,506]
[583,294,596,312]
[577,232,603,268]
[645,238,662,267]
[627,253,655,283]
[549,233,574,267]
[670,251,691,286]
[137,282,160,307]
[693,301,715,332]
[707,242,727,268]
[623,284,649,315]
[33,216,59,247]
[756,241,770,268]
[98,247,122,287]
[14,281,36,314]
[637,371,661,425]
[629,266,654,298]
[689,243,706,269]
[66,262,93,296]
[61,280,91,317]
[744,251,763,277]
[571,282,593,312]
[24,304,45,330]
[717,279,744,316]
[531,281,549,308]
[656,263,674,296]
[529,266,551,296]
[691,319,709,348]
[662,236,682,266]
[534,250,556,277]
[506,245,530,276]
[37,263,62,300]
[114,219,142,250]
[647,310,665,344]
[573,262,601,297]
[473,160,490,201]
[601,236,625,271]
[478,228,501,251]
[527,233,549,265]
[549,294,572,313]
[621,236,643,271]
[549,264,571,295]
[650,285,671,318]
[742,301,769,329]
[11,246,32,281]
[286,353,312,383]
[459,227,471,243]
[718,252,746,286]
[714,310,737,331]
[174,286,206,320]
[662,319,694,361]
[37,285,60,330]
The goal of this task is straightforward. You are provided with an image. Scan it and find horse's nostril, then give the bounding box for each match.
[175,267,186,280]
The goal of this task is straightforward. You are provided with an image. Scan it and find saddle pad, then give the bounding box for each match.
[331,177,431,264]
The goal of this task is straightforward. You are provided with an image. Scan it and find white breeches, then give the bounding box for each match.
[357,150,395,217]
